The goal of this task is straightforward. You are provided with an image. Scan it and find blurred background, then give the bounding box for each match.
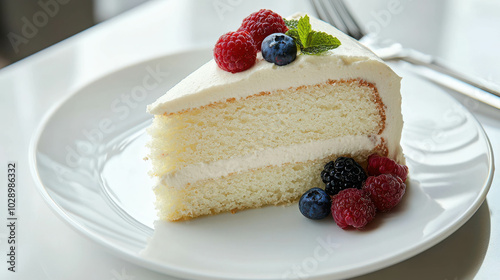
[0,0,150,68]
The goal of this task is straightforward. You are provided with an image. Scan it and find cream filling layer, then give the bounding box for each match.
[160,135,381,188]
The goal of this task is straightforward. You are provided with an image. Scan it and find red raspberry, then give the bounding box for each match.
[331,188,376,229]
[363,174,406,212]
[214,31,257,73]
[237,9,288,51]
[367,154,409,182]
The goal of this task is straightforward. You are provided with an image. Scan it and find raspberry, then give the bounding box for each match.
[214,31,257,73]
[237,9,288,51]
[331,188,376,229]
[321,157,367,196]
[367,154,409,182]
[363,174,406,212]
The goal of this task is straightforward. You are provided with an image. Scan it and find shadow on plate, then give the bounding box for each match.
[352,201,490,280]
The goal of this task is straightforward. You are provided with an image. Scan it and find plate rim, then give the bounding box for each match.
[29,48,495,280]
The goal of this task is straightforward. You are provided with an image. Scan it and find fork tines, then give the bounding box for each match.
[310,0,365,40]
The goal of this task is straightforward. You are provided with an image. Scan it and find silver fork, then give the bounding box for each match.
[311,0,500,110]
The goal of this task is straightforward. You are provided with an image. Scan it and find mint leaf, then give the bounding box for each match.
[284,14,341,56]
[285,29,303,49]
[302,45,339,55]
[283,18,298,30]
[297,14,312,48]
[308,31,341,49]
[285,29,299,40]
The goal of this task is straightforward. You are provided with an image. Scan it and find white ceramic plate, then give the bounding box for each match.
[30,49,494,280]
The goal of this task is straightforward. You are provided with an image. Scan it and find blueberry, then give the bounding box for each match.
[261,33,297,66]
[299,188,332,220]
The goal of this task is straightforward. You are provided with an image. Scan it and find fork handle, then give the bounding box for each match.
[384,48,500,110]
[396,48,500,99]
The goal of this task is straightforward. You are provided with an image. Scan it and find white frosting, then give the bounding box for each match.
[147,14,387,116]
[162,135,381,188]
[147,14,404,188]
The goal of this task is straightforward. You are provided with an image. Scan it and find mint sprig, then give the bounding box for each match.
[283,18,298,30]
[285,15,341,55]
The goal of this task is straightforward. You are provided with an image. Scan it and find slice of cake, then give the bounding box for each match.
[146,11,404,221]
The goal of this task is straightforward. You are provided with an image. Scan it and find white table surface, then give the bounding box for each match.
[1,0,499,279]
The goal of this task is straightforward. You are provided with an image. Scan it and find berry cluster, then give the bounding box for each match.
[214,9,297,73]
[299,154,408,230]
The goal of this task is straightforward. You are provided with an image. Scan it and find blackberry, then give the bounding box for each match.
[321,157,367,196]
